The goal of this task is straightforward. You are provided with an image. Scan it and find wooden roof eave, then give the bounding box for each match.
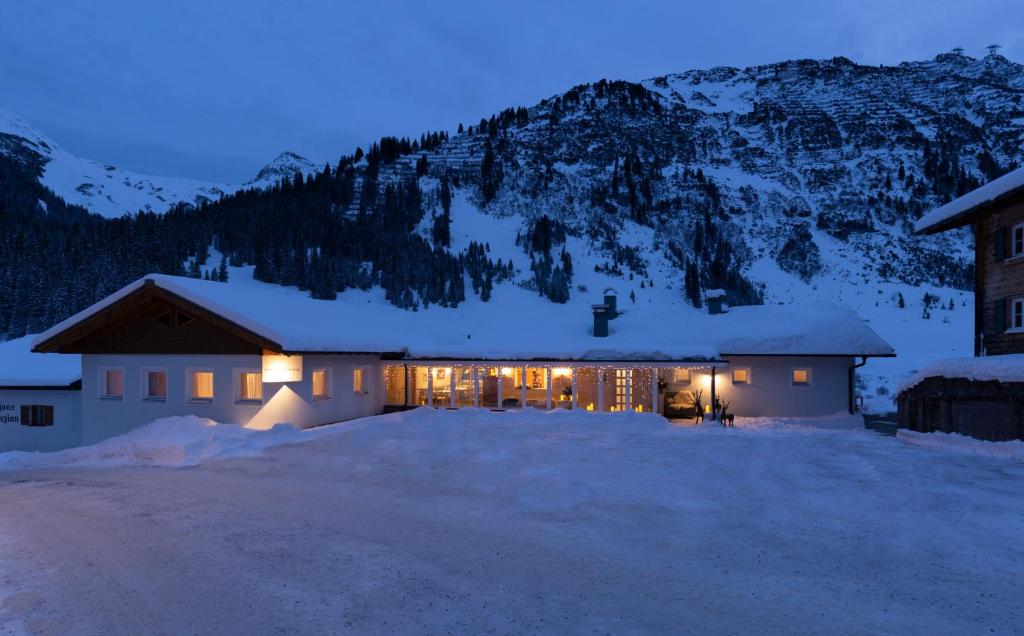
[916,186,1024,235]
[32,279,285,354]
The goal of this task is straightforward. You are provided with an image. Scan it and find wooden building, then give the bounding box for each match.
[900,167,1024,440]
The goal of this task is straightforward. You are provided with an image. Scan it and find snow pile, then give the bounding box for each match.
[730,411,865,431]
[0,417,306,470]
[0,335,80,386]
[897,354,1024,393]
[915,165,1024,232]
[898,429,1024,462]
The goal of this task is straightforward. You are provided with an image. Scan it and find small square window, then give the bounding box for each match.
[353,367,367,395]
[732,368,750,385]
[312,368,331,400]
[672,368,691,384]
[188,370,214,402]
[792,368,811,386]
[144,369,167,400]
[20,405,54,427]
[238,371,263,403]
[101,368,124,399]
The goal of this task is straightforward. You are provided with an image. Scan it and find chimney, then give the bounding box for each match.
[603,288,618,319]
[592,304,609,337]
[705,289,726,315]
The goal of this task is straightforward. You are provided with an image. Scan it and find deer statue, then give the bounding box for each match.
[720,400,735,427]
[693,389,704,424]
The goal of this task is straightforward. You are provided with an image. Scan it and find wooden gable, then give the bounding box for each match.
[34,281,282,355]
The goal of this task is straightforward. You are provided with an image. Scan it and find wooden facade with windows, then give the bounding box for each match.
[917,178,1024,355]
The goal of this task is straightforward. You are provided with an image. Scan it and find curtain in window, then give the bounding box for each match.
[312,369,327,398]
[147,371,167,398]
[240,372,262,401]
[191,371,214,400]
[105,370,124,397]
[353,368,364,393]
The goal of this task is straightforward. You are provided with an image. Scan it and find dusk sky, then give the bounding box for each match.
[3,0,1023,182]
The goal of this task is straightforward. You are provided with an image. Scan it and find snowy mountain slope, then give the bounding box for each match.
[0,109,320,217]
[0,108,231,217]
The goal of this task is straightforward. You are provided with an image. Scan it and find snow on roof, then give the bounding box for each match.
[0,335,81,388]
[705,289,726,299]
[915,166,1024,233]
[898,354,1024,393]
[33,274,895,360]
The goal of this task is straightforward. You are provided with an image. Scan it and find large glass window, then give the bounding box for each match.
[409,366,429,405]
[523,367,547,408]
[498,367,516,408]
[478,367,500,408]
[575,367,600,411]
[384,365,406,405]
[454,366,476,407]
[551,367,573,409]
[630,368,654,412]
[431,367,452,407]
[189,370,214,402]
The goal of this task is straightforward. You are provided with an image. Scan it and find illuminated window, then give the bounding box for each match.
[100,368,124,399]
[238,371,263,403]
[143,369,167,400]
[312,368,331,400]
[20,405,54,427]
[673,368,691,384]
[188,370,214,402]
[732,368,750,385]
[792,368,811,386]
[353,367,366,395]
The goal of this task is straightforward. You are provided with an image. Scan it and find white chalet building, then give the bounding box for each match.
[0,274,894,451]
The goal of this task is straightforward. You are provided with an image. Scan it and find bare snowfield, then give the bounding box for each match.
[1,409,1022,635]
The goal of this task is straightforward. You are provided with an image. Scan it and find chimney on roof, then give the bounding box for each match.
[603,288,618,319]
[592,304,610,337]
[705,289,726,315]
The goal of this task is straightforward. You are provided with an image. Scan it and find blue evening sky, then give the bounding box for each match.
[2,0,1022,182]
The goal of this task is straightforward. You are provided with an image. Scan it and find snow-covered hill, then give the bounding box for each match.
[0,109,319,217]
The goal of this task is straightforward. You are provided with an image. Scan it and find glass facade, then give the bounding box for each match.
[380,364,710,414]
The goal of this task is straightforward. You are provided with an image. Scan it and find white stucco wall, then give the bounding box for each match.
[712,356,854,418]
[80,354,385,445]
[0,388,81,452]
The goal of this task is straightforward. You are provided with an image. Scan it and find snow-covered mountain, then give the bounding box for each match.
[4,51,1024,409]
[0,109,319,217]
[244,151,322,190]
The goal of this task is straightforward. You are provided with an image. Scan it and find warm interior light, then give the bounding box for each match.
[501,367,514,377]
[552,367,572,378]
[262,354,303,383]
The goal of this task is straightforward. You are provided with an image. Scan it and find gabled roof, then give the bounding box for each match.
[32,274,895,360]
[915,166,1024,234]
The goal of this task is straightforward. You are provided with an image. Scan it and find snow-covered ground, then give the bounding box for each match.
[1,409,1021,634]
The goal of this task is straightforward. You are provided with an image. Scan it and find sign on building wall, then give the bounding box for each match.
[262,354,303,383]
[0,402,18,425]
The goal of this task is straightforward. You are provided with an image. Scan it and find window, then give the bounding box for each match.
[673,368,691,384]
[188,370,214,402]
[1014,223,1024,258]
[237,371,263,403]
[1012,298,1024,331]
[732,368,750,385]
[20,405,54,427]
[143,369,167,401]
[353,367,367,395]
[100,368,124,399]
[792,368,812,386]
[312,368,331,400]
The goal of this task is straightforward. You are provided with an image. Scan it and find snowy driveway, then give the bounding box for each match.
[1,409,1022,634]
